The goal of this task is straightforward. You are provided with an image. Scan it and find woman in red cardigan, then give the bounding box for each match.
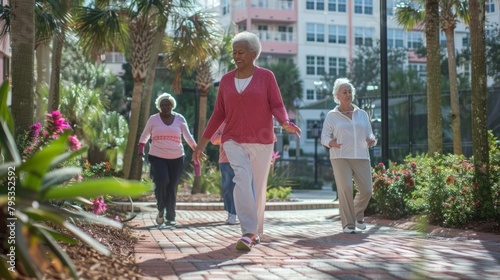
[193,31,301,251]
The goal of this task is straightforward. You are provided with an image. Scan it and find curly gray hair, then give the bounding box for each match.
[232,31,262,61]
[332,78,356,104]
[155,93,177,110]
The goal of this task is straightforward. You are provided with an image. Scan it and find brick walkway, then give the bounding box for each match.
[132,206,500,279]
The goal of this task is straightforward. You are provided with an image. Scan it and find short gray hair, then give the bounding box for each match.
[232,31,262,60]
[332,78,356,104]
[155,93,177,110]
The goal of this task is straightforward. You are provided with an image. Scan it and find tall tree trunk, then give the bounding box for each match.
[444,28,462,155]
[129,25,165,180]
[122,16,155,179]
[425,0,443,155]
[47,31,65,112]
[469,0,489,167]
[10,0,36,137]
[469,0,491,218]
[35,43,50,123]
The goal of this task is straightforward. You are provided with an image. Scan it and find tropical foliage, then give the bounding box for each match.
[0,81,149,279]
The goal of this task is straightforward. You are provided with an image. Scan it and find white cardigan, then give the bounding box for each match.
[320,104,376,160]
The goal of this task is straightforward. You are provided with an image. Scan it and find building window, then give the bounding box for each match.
[387,0,397,16]
[306,23,325,42]
[328,25,347,44]
[238,25,246,32]
[354,0,373,15]
[388,28,404,48]
[328,57,347,76]
[257,25,269,41]
[306,55,325,75]
[306,89,315,100]
[328,0,346,12]
[462,35,470,49]
[222,0,230,15]
[306,0,325,10]
[409,63,427,80]
[3,57,9,80]
[440,32,447,48]
[354,27,374,46]
[407,31,424,49]
[486,0,495,13]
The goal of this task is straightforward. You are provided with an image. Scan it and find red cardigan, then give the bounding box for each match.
[202,66,289,144]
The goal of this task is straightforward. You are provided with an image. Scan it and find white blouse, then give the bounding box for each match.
[320,104,375,160]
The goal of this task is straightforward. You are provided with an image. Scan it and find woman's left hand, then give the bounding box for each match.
[282,121,302,138]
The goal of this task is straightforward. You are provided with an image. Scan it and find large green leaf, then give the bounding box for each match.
[36,226,79,279]
[42,177,149,200]
[63,221,110,256]
[33,223,78,245]
[41,167,82,191]
[0,80,14,133]
[20,133,71,191]
[0,120,21,165]
[50,147,88,169]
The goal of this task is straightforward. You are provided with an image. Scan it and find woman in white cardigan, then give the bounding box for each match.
[320,78,377,234]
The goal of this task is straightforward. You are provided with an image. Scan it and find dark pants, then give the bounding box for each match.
[149,155,184,221]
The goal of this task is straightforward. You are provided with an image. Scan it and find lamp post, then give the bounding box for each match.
[311,112,325,189]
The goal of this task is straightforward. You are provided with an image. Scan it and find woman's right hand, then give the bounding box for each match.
[329,138,342,148]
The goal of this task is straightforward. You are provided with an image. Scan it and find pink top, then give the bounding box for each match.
[202,66,289,144]
[139,113,196,159]
[210,123,228,163]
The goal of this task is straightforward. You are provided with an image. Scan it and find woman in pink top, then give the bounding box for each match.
[137,93,197,226]
[193,31,301,251]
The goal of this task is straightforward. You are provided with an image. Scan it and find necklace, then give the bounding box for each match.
[235,67,255,93]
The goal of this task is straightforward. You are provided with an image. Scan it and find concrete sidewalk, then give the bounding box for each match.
[130,187,500,279]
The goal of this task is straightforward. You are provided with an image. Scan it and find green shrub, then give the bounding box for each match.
[267,186,292,200]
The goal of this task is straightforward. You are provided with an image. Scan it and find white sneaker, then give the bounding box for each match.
[356,220,366,230]
[226,214,237,225]
[343,226,356,234]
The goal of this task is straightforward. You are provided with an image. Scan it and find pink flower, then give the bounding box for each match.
[410,162,417,169]
[270,151,281,165]
[68,135,82,151]
[29,123,41,138]
[92,196,107,215]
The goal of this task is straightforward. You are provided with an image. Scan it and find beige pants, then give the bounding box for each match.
[331,159,373,229]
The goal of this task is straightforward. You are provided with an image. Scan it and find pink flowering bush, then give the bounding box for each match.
[23,110,81,158]
[91,196,108,215]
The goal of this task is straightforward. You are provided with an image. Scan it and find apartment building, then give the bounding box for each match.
[0,0,10,88]
[216,0,499,154]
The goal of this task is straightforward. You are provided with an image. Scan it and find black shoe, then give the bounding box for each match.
[165,220,176,225]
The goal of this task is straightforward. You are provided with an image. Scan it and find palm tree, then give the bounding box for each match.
[469,0,488,166]
[161,11,221,193]
[396,0,452,154]
[9,0,36,137]
[425,0,444,155]
[396,0,468,154]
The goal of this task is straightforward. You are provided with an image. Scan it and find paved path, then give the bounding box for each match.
[131,205,500,279]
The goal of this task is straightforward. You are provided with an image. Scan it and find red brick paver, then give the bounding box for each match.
[133,209,500,279]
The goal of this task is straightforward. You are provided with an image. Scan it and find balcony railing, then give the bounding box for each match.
[252,30,296,43]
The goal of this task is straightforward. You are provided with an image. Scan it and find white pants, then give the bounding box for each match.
[223,140,273,236]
